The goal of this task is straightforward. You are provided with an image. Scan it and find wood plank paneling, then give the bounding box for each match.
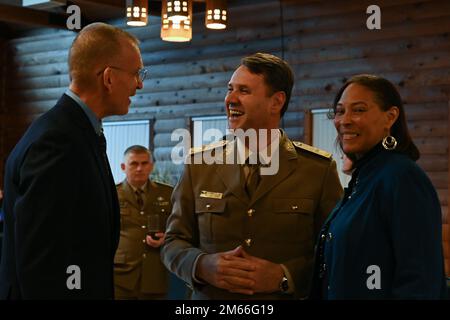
[1,0,450,276]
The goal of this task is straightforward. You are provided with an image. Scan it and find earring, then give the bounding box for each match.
[382,135,397,150]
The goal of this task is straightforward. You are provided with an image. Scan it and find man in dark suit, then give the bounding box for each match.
[161,53,343,299]
[0,22,144,299]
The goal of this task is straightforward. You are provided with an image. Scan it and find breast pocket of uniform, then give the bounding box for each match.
[195,198,226,243]
[271,198,315,243]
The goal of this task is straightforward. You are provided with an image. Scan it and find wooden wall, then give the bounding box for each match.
[1,0,449,275]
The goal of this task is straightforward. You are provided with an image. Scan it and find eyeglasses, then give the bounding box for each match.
[97,66,148,82]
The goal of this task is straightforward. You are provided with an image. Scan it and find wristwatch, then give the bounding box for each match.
[279,276,289,293]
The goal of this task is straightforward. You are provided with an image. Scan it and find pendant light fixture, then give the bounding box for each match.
[166,0,191,22]
[205,0,227,30]
[126,0,148,27]
[161,0,192,42]
[125,0,227,41]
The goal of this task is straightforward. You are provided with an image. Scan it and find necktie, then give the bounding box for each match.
[98,130,106,153]
[135,189,144,210]
[244,163,260,198]
[98,130,107,154]
[98,130,109,169]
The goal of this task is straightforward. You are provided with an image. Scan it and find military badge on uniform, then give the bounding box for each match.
[199,190,223,199]
[154,196,169,206]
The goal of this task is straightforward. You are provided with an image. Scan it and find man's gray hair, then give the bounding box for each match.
[123,145,153,162]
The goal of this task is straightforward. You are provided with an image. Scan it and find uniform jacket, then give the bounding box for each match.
[114,179,173,294]
[161,131,343,299]
[311,145,447,299]
[0,94,120,299]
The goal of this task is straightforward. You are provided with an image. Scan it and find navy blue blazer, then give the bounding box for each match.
[311,145,447,299]
[0,94,120,299]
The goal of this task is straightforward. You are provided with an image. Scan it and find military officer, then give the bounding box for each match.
[114,145,173,299]
[161,53,343,299]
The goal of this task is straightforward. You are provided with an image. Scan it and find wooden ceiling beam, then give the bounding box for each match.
[71,0,124,8]
[0,1,210,30]
[73,0,206,7]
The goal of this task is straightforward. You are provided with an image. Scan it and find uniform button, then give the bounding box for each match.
[140,211,144,215]
[141,225,146,229]
[291,205,298,210]
[142,253,146,258]
[206,204,211,210]
[327,286,330,290]
[245,239,252,247]
[326,233,333,241]
[161,209,165,213]
[247,209,255,216]
[142,239,146,243]
[321,234,326,240]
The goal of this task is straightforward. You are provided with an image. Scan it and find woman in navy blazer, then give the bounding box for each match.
[311,74,447,299]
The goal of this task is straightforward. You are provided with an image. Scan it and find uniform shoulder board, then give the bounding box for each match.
[189,139,228,155]
[153,180,174,188]
[292,141,332,159]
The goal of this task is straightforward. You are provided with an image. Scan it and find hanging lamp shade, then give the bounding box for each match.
[166,0,191,22]
[161,0,192,42]
[205,0,227,30]
[126,0,148,26]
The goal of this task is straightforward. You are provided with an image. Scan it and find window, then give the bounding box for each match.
[103,120,151,183]
[311,109,351,187]
[191,115,228,147]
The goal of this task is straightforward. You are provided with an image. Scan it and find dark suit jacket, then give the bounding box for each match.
[311,145,447,299]
[0,94,120,299]
[161,132,343,299]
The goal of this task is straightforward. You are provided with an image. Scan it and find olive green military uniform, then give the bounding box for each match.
[161,131,343,299]
[114,179,173,299]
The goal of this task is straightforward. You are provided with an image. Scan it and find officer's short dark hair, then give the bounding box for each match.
[123,145,153,162]
[241,52,294,117]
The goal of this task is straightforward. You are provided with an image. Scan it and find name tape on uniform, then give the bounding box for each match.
[199,191,223,199]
